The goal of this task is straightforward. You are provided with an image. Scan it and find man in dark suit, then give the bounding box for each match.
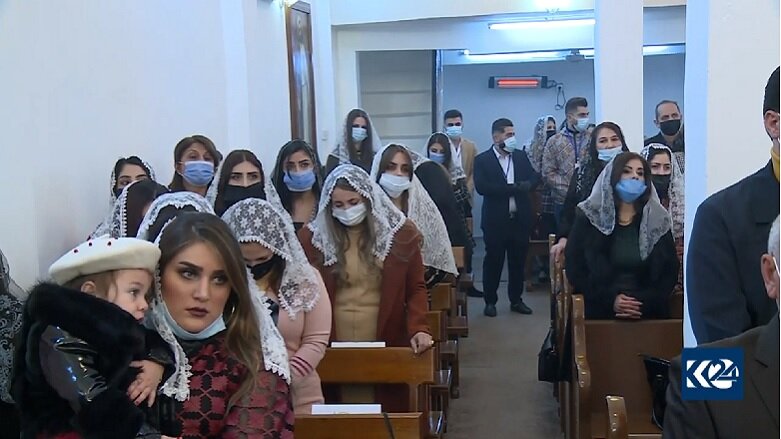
[687,66,780,344]
[663,216,779,438]
[474,118,540,317]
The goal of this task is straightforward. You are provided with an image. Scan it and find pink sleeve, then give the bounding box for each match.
[289,270,332,378]
[222,369,295,439]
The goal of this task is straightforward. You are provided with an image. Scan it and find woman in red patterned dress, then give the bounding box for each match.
[154,212,294,438]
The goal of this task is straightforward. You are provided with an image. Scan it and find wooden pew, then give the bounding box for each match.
[570,295,682,439]
[525,237,550,291]
[605,396,627,439]
[558,270,573,437]
[426,310,452,430]
[452,246,469,320]
[317,347,442,438]
[296,413,424,439]
[431,282,462,400]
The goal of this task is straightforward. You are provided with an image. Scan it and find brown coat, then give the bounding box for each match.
[457,138,478,196]
[298,220,430,347]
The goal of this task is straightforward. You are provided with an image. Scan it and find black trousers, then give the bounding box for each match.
[482,216,530,306]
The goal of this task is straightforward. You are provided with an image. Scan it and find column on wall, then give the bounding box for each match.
[593,0,644,148]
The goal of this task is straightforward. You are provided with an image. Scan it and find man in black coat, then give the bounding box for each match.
[664,216,779,438]
[687,66,780,344]
[474,118,540,317]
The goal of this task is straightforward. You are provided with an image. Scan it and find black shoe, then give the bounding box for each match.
[483,304,497,317]
[511,301,533,315]
[467,286,484,298]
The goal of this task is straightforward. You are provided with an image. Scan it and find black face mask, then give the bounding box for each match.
[659,119,681,136]
[652,174,671,199]
[249,255,281,281]
[113,187,124,198]
[546,129,557,141]
[222,183,265,212]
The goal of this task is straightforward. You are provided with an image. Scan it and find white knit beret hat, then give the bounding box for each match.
[49,235,161,285]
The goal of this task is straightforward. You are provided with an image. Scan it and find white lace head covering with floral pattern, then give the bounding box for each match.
[205,151,285,215]
[424,132,467,184]
[577,156,672,260]
[641,143,684,241]
[136,192,215,243]
[329,108,383,164]
[370,144,457,276]
[307,164,406,266]
[109,157,155,206]
[222,198,321,318]
[0,249,24,403]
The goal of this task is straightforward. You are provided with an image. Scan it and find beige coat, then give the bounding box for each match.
[455,138,477,196]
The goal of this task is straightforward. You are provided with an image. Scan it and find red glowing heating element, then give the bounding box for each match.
[488,76,548,89]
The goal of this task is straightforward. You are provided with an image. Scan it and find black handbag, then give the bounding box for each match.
[537,326,559,382]
[640,354,671,430]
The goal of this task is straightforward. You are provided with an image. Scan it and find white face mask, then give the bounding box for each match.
[379,173,411,199]
[351,127,368,142]
[332,202,368,227]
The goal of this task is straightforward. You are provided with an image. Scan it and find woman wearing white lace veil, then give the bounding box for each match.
[370,143,458,287]
[324,108,383,176]
[207,149,284,217]
[565,152,679,320]
[642,143,685,293]
[222,198,331,414]
[0,249,24,435]
[91,179,170,239]
[298,164,431,411]
[145,212,294,437]
[108,156,156,206]
[136,192,216,244]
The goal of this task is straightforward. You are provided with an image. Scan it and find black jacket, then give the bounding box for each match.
[565,210,679,319]
[663,314,779,438]
[414,161,469,248]
[687,161,779,344]
[473,148,540,232]
[12,283,175,439]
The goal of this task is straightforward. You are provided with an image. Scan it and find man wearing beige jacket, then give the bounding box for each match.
[445,109,483,297]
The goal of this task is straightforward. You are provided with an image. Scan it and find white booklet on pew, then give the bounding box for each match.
[330,341,386,348]
[311,404,382,415]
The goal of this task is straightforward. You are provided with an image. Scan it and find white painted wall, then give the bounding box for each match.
[0,0,298,287]
[443,54,685,236]
[330,0,685,25]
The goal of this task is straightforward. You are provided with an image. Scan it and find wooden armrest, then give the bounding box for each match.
[572,295,591,405]
[606,396,628,439]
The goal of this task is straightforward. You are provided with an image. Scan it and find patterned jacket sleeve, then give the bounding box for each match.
[541,135,569,202]
[222,369,295,439]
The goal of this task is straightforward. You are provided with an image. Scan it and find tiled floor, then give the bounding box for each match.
[445,239,562,439]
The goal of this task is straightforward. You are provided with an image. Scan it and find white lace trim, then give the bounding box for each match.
[641,143,685,240]
[307,164,405,266]
[136,192,215,241]
[247,271,291,383]
[370,144,458,276]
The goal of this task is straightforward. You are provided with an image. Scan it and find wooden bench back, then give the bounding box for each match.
[452,246,465,270]
[318,347,435,411]
[430,283,452,313]
[296,413,423,439]
[571,295,682,438]
[425,311,447,343]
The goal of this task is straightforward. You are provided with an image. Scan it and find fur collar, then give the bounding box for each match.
[25,282,145,354]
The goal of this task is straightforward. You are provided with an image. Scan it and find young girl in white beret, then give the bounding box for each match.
[12,236,180,439]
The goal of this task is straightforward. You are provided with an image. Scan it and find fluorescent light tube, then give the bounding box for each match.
[489,18,595,31]
[464,51,562,62]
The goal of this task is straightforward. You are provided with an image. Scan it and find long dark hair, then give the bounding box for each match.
[343,109,374,170]
[125,180,169,237]
[610,152,653,211]
[213,150,265,215]
[271,140,323,213]
[426,133,453,169]
[168,135,222,191]
[588,121,630,164]
[158,212,261,409]
[113,156,152,192]
[375,145,412,213]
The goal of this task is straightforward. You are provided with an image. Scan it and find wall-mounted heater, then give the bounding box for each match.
[489,76,548,89]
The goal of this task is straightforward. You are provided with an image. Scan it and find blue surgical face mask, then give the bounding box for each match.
[180,160,214,187]
[615,179,647,203]
[502,136,517,153]
[429,151,446,164]
[159,300,226,341]
[597,146,623,162]
[352,127,368,142]
[283,169,316,192]
[445,125,463,138]
[575,118,590,132]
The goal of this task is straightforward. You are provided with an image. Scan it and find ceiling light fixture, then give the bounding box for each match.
[463,50,563,62]
[489,18,595,31]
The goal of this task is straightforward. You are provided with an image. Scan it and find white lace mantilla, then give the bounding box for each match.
[205,153,285,214]
[1,249,25,403]
[641,143,684,241]
[423,132,467,183]
[370,144,458,276]
[577,157,672,260]
[247,272,291,383]
[136,192,215,243]
[307,164,406,266]
[109,158,155,206]
[222,198,321,319]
